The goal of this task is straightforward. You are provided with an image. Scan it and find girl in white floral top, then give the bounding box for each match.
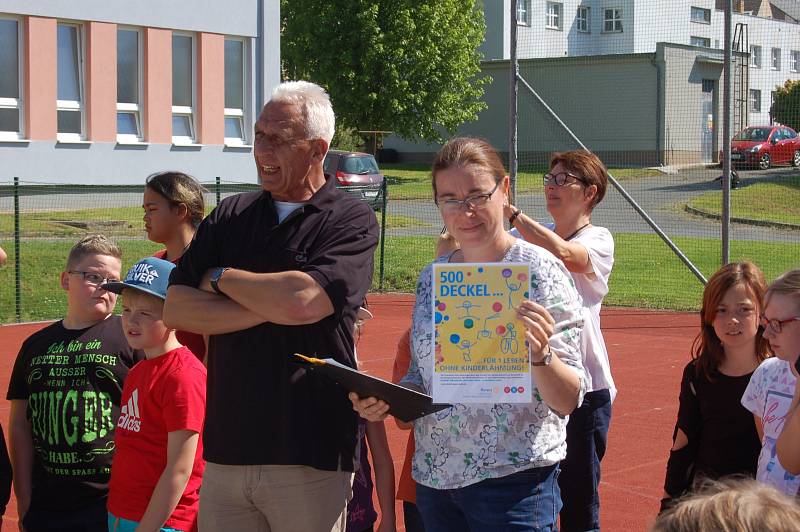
[752,269,800,494]
[351,138,585,532]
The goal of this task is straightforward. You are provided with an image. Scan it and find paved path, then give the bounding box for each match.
[387,166,800,243]
[1,168,797,244]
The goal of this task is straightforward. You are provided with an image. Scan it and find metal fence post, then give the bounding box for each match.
[379,179,387,291]
[215,176,221,206]
[14,176,21,322]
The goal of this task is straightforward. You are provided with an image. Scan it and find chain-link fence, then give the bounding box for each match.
[507,2,800,311]
[3,5,800,323]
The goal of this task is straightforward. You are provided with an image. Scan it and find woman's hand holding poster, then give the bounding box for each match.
[432,263,531,404]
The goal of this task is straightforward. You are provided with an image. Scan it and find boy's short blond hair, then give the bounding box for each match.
[652,478,800,532]
[66,234,122,269]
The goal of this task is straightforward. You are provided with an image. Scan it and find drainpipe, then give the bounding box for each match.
[651,51,664,166]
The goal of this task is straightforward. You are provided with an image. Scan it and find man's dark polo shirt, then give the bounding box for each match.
[169,176,379,471]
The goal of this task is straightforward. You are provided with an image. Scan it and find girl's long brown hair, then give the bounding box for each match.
[692,261,771,381]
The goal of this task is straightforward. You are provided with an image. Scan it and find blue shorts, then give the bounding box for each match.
[107,513,183,532]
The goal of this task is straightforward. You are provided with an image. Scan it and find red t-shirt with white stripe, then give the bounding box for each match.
[107,346,206,530]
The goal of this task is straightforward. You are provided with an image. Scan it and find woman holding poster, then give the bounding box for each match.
[351,137,585,532]
[506,151,615,531]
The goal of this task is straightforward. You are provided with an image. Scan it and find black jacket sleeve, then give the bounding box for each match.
[663,362,703,503]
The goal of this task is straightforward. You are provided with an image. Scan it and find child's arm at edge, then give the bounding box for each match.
[365,420,397,532]
[9,400,33,530]
[135,430,199,532]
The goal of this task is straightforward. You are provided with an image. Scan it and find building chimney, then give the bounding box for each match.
[738,0,745,12]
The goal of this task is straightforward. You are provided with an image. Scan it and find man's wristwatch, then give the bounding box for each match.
[209,267,230,296]
[531,345,553,367]
[508,208,522,226]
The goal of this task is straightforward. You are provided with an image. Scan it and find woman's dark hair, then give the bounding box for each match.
[692,261,770,381]
[549,150,609,210]
[145,172,207,228]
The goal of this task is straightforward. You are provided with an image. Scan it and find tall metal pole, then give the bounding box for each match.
[14,176,21,322]
[722,1,732,265]
[509,1,518,203]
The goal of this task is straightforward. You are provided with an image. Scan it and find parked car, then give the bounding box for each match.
[729,125,800,169]
[323,150,385,210]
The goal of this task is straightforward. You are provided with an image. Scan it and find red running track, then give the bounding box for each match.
[0,295,698,531]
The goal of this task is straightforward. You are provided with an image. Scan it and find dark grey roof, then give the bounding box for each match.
[769,0,800,20]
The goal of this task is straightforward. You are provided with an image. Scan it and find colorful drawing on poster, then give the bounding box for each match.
[432,263,532,403]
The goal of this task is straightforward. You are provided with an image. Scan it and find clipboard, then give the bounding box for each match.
[291,354,450,423]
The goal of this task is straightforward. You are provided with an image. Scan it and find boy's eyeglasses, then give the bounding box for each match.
[68,270,120,287]
[759,316,800,333]
[543,172,588,187]
[436,182,500,213]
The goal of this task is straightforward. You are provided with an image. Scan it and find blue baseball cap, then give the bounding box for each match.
[102,257,175,300]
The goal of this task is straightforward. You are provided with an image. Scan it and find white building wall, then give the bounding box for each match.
[719,12,800,125]
[487,2,800,128]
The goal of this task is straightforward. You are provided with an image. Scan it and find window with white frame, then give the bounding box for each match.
[546,2,562,30]
[117,28,142,142]
[577,6,590,33]
[224,38,246,145]
[690,6,711,24]
[772,47,781,70]
[603,8,622,33]
[0,17,22,139]
[750,89,761,112]
[57,23,84,140]
[516,0,531,26]
[172,33,195,144]
[750,45,761,68]
[690,36,710,48]
[792,51,800,72]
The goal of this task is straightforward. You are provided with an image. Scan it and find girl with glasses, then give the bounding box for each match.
[505,150,614,531]
[351,137,585,531]
[743,269,800,493]
[662,262,770,511]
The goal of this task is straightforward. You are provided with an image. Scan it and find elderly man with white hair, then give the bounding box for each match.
[165,81,380,531]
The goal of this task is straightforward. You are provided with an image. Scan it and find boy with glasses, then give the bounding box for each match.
[7,235,143,531]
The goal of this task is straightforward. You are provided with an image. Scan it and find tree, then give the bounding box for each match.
[281,0,489,144]
[771,80,800,131]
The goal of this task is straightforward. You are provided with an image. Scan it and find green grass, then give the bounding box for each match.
[0,239,161,322]
[381,163,661,200]
[0,205,221,239]
[372,233,799,310]
[3,232,796,323]
[685,174,800,226]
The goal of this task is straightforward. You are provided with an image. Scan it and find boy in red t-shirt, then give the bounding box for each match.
[102,257,206,532]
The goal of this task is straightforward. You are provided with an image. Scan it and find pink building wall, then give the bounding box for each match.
[198,32,225,145]
[24,17,57,140]
[19,19,229,145]
[144,28,172,144]
[86,22,117,142]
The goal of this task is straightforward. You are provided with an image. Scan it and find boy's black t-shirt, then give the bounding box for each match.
[6,316,143,512]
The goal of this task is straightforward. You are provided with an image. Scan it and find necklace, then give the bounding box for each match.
[565,223,591,241]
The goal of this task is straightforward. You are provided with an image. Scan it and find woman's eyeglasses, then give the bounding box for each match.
[543,172,588,187]
[436,182,499,213]
[68,270,120,287]
[759,316,800,333]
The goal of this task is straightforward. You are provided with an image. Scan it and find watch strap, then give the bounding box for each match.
[531,345,552,367]
[210,267,229,296]
[508,208,522,226]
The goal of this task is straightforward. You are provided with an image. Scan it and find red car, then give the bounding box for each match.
[323,150,385,210]
[730,125,800,169]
